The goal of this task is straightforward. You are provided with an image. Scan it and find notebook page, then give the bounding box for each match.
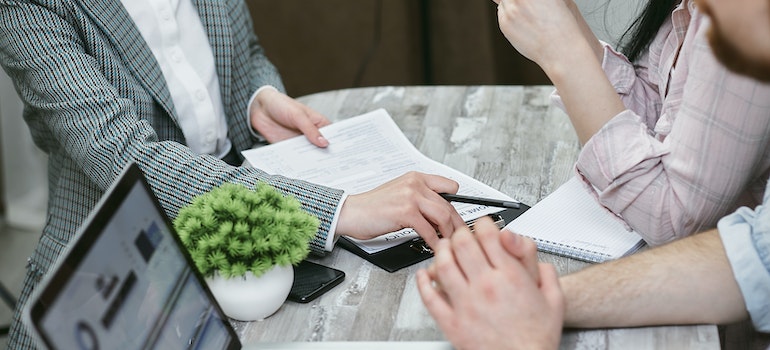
[505,177,645,262]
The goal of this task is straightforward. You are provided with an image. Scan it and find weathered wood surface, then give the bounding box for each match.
[234,86,719,349]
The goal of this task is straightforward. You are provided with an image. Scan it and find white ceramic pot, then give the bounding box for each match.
[205,264,294,321]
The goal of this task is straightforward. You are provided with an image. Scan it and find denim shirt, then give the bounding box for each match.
[718,180,770,332]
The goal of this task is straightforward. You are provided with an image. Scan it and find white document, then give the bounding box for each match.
[242,109,516,254]
[505,177,646,263]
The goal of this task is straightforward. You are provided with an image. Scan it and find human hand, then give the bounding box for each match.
[335,172,466,248]
[417,217,565,350]
[249,87,331,147]
[424,222,542,285]
[491,0,585,67]
[499,226,541,284]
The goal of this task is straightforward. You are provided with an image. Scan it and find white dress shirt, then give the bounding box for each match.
[121,0,231,158]
[121,0,342,251]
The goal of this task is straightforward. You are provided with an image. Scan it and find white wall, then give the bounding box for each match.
[0,70,48,231]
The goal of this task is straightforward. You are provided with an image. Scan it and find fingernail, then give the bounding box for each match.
[318,136,329,146]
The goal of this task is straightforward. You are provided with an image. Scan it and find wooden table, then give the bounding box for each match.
[234,86,719,349]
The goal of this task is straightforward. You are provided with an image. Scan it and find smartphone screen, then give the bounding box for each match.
[288,260,345,303]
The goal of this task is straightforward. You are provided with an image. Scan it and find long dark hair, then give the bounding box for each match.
[618,0,679,62]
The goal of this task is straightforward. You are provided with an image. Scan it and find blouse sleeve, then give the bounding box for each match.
[576,18,770,246]
[550,41,663,130]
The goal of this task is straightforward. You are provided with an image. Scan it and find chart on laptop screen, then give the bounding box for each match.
[30,174,237,350]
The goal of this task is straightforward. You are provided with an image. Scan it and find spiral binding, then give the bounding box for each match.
[530,237,611,263]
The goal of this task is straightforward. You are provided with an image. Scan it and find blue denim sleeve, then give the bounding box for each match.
[718,186,770,332]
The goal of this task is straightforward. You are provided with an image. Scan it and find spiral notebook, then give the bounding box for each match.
[505,177,646,263]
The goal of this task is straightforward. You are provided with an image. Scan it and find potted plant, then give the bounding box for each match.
[173,182,319,321]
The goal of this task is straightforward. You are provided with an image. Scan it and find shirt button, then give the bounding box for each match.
[195,90,207,101]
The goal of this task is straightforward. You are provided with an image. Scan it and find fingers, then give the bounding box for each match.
[500,229,540,284]
[538,263,565,312]
[250,89,332,147]
[449,218,494,281]
[414,194,464,243]
[426,261,438,280]
[336,172,465,247]
[419,173,460,194]
[393,172,463,243]
[308,107,332,128]
[297,107,331,148]
[416,268,455,326]
[444,216,543,289]
[473,218,528,272]
[411,215,442,248]
[430,238,469,304]
[335,172,461,245]
[417,173,465,233]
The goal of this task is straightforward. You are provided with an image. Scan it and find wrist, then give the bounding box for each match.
[253,85,279,107]
[559,274,583,327]
[539,38,596,84]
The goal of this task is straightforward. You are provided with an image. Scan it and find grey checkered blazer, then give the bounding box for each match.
[0,0,343,347]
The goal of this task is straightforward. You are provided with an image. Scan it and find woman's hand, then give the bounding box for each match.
[336,172,466,248]
[492,0,585,67]
[249,87,331,147]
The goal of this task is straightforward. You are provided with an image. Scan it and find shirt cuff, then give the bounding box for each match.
[718,207,770,332]
[576,110,662,190]
[324,192,348,252]
[246,85,280,144]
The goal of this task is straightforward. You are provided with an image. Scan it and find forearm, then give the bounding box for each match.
[543,40,625,145]
[565,0,603,62]
[574,38,770,244]
[561,229,748,328]
[495,0,624,145]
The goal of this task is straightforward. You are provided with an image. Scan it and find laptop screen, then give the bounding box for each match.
[25,163,240,350]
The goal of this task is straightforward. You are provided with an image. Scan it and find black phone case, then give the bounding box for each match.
[288,260,345,303]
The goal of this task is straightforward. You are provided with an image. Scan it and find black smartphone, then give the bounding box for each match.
[288,260,345,303]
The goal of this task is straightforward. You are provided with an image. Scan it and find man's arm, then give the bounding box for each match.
[561,229,748,328]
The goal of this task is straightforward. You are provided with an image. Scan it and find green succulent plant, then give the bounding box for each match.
[173,182,319,279]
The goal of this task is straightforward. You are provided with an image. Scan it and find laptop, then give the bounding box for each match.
[23,163,241,349]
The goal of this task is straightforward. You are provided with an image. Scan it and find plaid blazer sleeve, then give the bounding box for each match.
[0,0,341,257]
[1,2,346,347]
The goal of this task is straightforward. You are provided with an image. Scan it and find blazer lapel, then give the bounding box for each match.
[77,1,178,120]
[192,0,233,114]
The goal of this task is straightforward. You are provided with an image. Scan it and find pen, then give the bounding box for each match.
[440,193,521,209]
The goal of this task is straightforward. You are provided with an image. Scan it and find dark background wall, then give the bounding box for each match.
[247,0,550,98]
